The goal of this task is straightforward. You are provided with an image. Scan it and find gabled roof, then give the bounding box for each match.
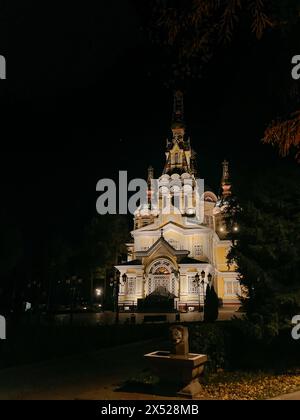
[136,220,205,234]
[179,257,208,265]
[117,259,142,267]
[135,236,189,258]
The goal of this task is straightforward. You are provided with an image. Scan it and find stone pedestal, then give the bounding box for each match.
[145,351,208,399]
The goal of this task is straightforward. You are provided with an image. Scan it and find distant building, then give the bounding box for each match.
[116,92,240,310]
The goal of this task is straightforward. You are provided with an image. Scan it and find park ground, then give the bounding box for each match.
[0,338,299,401]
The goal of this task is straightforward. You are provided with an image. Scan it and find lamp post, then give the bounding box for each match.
[207,273,212,284]
[95,288,103,310]
[193,273,200,313]
[110,272,127,324]
[200,270,206,321]
[194,271,206,321]
[65,276,83,325]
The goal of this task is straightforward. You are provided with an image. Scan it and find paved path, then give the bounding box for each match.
[54,307,242,326]
[271,391,300,400]
[1,336,297,401]
[0,339,184,401]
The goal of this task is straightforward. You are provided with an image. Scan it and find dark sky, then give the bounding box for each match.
[2,0,300,248]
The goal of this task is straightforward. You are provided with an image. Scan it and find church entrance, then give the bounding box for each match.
[137,259,178,312]
[147,259,178,297]
[150,274,172,295]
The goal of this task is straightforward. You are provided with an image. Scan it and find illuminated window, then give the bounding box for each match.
[127,277,136,295]
[194,244,203,257]
[188,277,198,294]
[225,280,241,296]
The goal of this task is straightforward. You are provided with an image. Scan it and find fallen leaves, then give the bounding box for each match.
[199,370,300,400]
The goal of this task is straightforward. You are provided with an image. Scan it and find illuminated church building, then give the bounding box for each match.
[116,92,241,310]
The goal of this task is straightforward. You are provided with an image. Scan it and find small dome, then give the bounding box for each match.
[181,172,192,179]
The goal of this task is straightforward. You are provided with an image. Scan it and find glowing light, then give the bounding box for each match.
[95,288,102,297]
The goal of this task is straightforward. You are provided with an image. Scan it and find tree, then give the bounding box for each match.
[227,165,300,337]
[143,0,300,160]
[0,213,24,315]
[144,0,299,79]
[0,217,23,279]
[263,111,300,162]
[79,215,130,302]
[204,285,219,323]
[47,235,74,309]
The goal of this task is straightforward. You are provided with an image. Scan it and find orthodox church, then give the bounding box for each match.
[116,92,240,311]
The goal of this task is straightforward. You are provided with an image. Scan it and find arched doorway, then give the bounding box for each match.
[146,259,178,297]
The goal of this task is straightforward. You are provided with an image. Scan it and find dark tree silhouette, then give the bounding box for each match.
[204,285,219,323]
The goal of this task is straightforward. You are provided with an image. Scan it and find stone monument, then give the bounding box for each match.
[145,325,208,399]
[170,325,189,357]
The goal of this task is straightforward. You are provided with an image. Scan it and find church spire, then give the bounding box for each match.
[147,166,154,189]
[172,90,185,130]
[163,91,192,175]
[221,160,232,198]
[170,90,186,145]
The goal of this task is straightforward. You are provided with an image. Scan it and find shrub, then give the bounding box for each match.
[189,323,228,372]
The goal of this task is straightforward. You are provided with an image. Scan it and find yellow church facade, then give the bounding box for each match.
[116,92,240,310]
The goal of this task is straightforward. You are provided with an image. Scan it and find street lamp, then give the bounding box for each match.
[110,272,128,324]
[95,288,102,297]
[207,273,212,285]
[201,271,206,321]
[65,276,83,325]
[193,273,201,313]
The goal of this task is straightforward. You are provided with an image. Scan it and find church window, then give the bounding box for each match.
[224,280,241,296]
[127,277,136,295]
[155,266,169,275]
[188,277,199,294]
[175,153,179,164]
[194,244,203,257]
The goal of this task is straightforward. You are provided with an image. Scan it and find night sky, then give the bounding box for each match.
[3,1,300,256]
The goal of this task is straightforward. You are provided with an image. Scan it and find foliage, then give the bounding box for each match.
[263,110,300,162]
[80,215,129,274]
[48,235,74,281]
[0,216,23,278]
[145,0,300,81]
[189,318,300,373]
[42,215,129,307]
[189,323,228,371]
[204,285,219,323]
[199,369,300,400]
[142,0,300,160]
[227,165,300,337]
[0,213,24,314]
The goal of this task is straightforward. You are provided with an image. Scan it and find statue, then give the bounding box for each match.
[170,325,189,357]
